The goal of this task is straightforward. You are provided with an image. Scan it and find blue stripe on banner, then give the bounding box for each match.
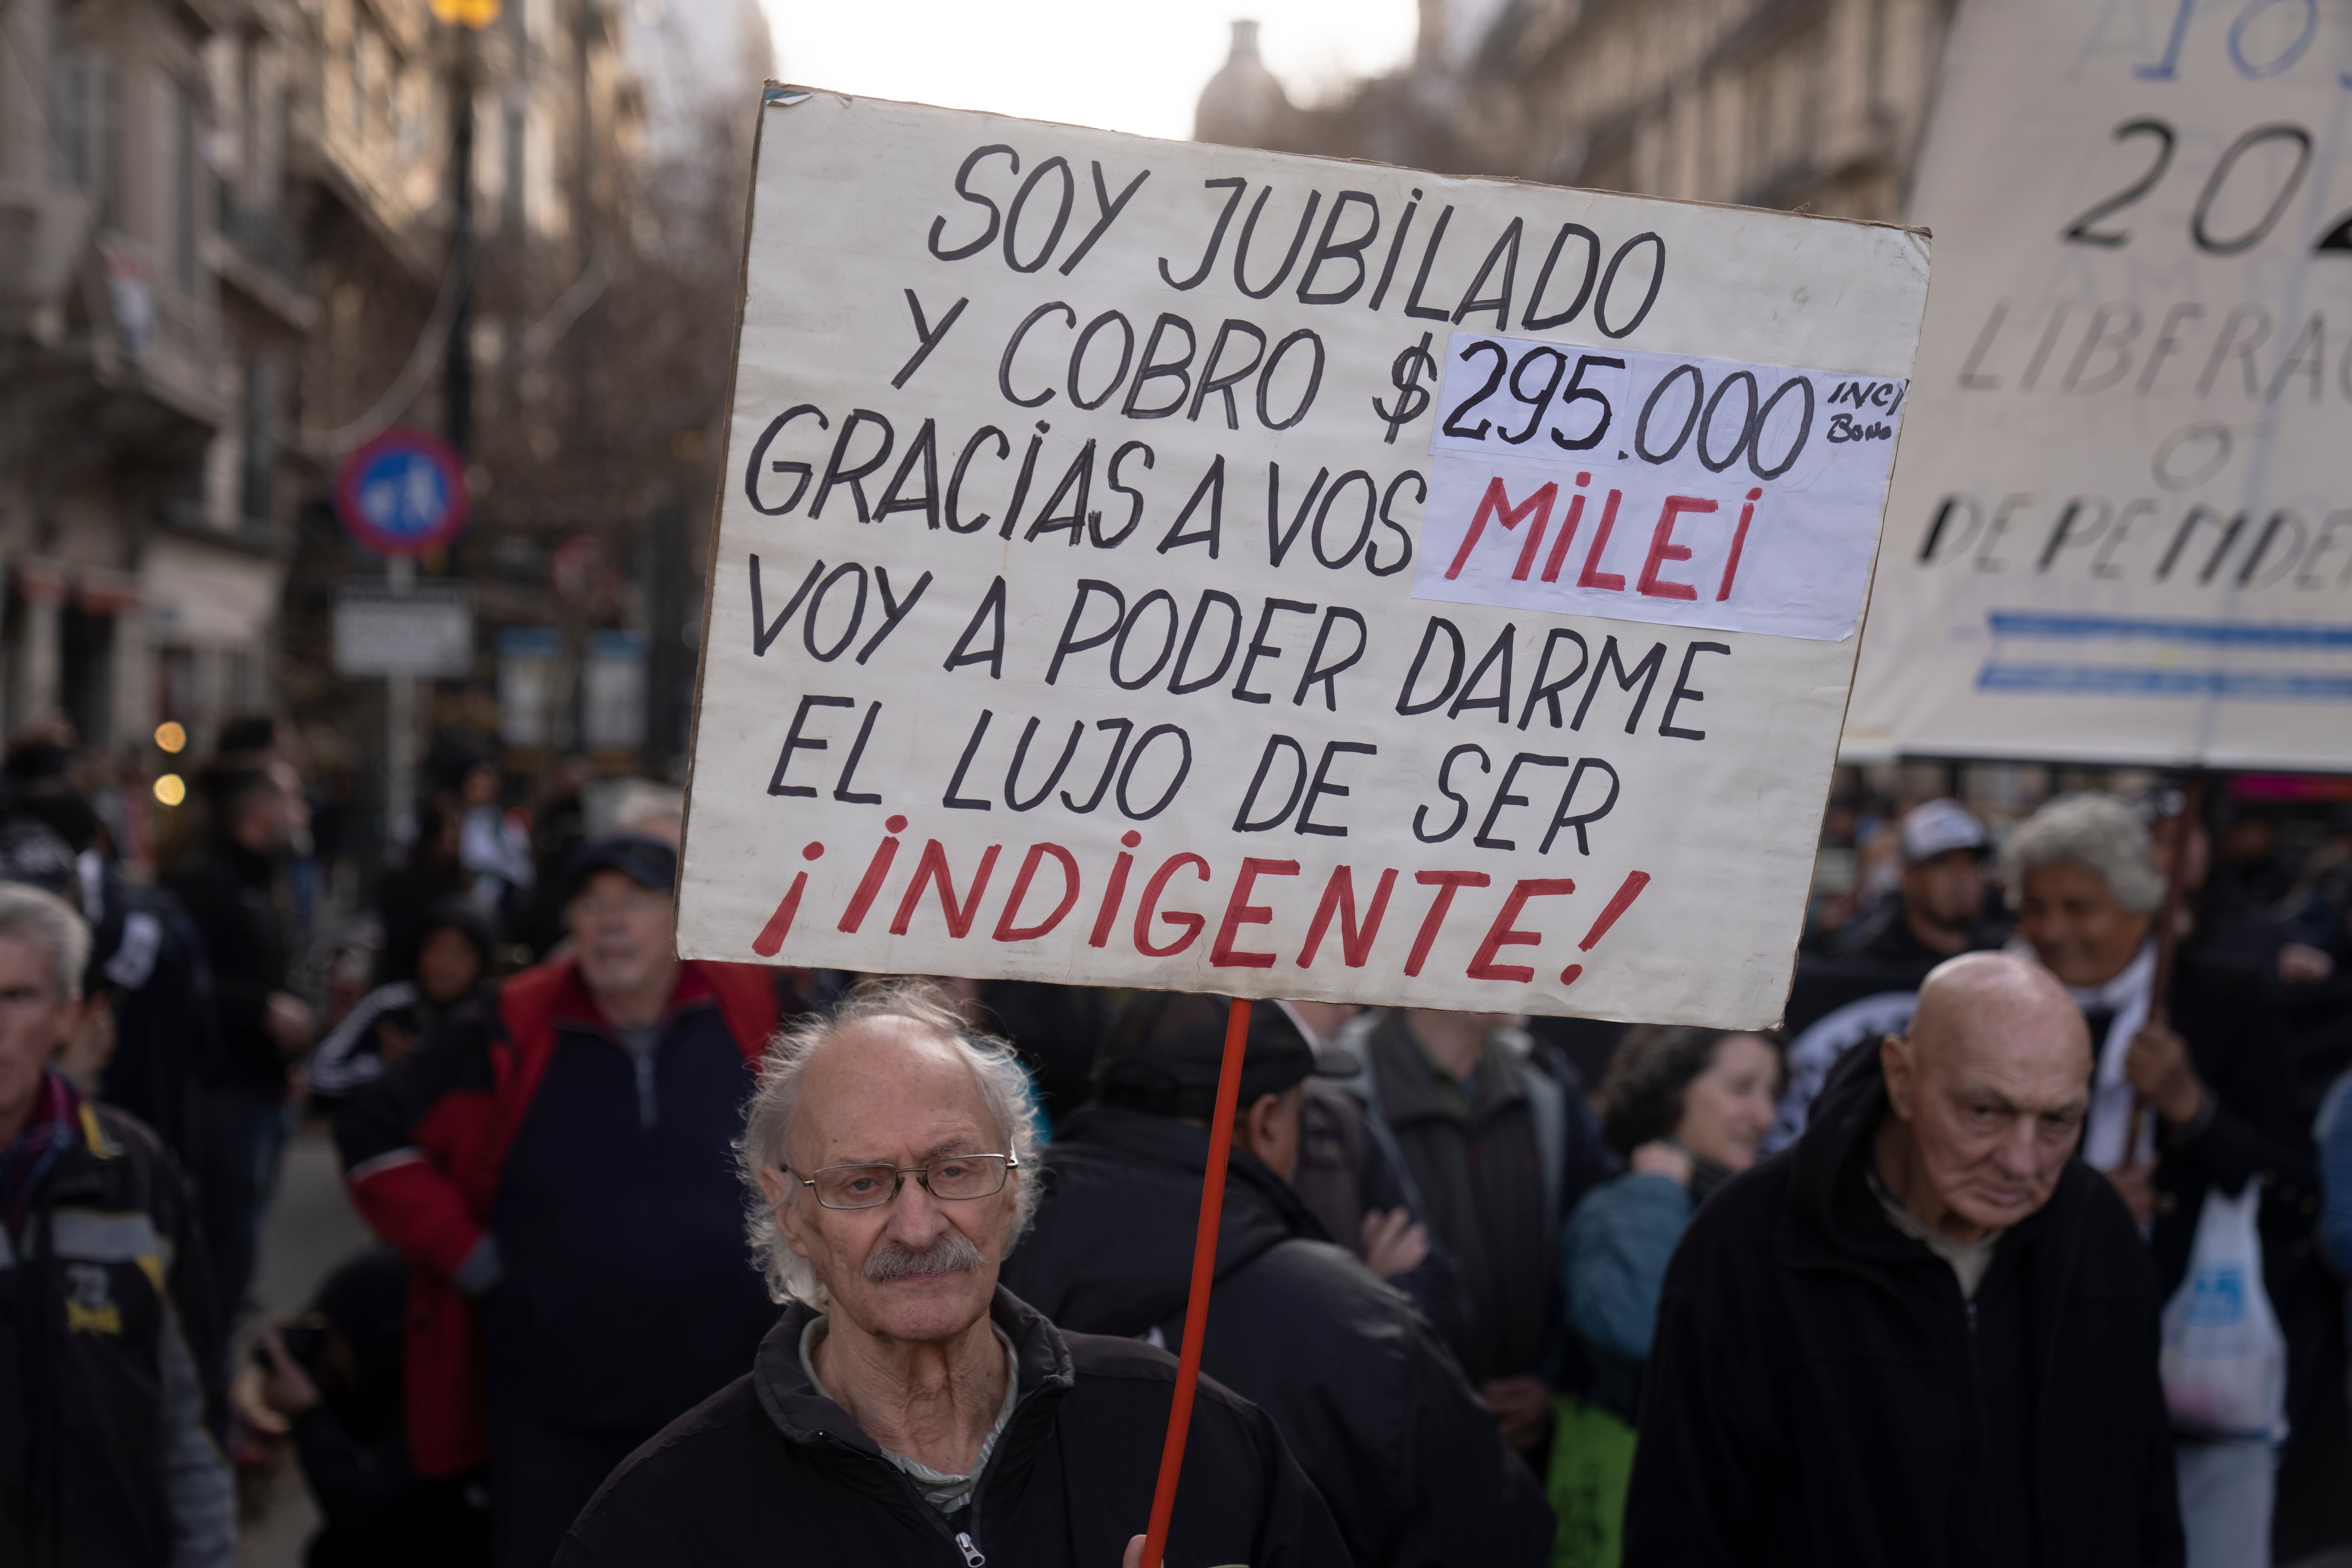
[1976,665,2352,700]
[1985,613,2352,648]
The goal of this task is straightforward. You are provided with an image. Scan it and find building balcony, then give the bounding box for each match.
[285,102,446,284]
[0,180,95,344]
[209,203,319,333]
[218,200,302,282]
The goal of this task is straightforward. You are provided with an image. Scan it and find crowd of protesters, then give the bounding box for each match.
[2,716,2351,1568]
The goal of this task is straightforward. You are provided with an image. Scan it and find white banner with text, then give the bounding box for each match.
[677,88,1929,1027]
[1847,0,2352,770]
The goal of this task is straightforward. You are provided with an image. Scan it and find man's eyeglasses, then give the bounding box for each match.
[784,1153,1018,1210]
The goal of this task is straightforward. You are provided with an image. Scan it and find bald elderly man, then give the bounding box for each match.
[555,982,1347,1568]
[1625,953,2183,1568]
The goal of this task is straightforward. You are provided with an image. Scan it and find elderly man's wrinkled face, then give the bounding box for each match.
[771,1017,1018,1345]
[1885,975,2090,1235]
[2018,860,2150,988]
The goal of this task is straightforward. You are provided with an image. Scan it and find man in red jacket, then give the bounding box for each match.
[336,836,782,1568]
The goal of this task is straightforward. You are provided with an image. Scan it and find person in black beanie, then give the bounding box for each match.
[1003,993,1556,1568]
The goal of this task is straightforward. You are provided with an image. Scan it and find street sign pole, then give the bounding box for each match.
[332,425,470,856]
[388,556,419,848]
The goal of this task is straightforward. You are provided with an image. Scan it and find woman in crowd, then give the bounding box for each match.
[1563,1025,1784,1419]
[1545,1025,1779,1568]
[309,898,497,1104]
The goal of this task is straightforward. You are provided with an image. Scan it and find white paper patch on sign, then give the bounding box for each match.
[1412,334,1906,641]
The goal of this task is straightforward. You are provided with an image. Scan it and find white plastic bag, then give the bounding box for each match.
[2159,1185,2288,1441]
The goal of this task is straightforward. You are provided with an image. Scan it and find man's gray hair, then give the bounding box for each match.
[2001,792,2166,915]
[0,882,87,1001]
[735,979,1044,1306]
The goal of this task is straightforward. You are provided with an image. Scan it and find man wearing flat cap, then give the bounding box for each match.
[337,836,786,1568]
[1004,993,1555,1568]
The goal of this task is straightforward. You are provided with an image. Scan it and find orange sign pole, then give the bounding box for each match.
[1136,995,1254,1568]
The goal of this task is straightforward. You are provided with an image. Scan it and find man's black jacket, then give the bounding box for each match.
[1,1098,231,1568]
[92,873,219,1164]
[556,1288,1349,1568]
[1625,1045,2184,1568]
[1002,1106,1554,1568]
[1834,895,2008,968]
[163,839,293,1089]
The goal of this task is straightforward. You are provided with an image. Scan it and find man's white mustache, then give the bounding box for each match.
[865,1231,985,1282]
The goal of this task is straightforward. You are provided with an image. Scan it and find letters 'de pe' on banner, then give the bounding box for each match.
[676,88,1929,1028]
[1847,0,2352,771]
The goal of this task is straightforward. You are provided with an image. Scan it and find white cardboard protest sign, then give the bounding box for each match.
[677,88,1929,1028]
[1846,0,2352,771]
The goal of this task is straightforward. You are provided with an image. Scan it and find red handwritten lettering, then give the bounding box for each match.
[1405,870,1491,977]
[889,839,1002,938]
[1210,858,1300,968]
[1636,496,1716,601]
[1575,490,1626,591]
[1465,877,1576,982]
[1445,476,1558,582]
[1133,852,1212,957]
[993,843,1081,942]
[1295,865,1399,968]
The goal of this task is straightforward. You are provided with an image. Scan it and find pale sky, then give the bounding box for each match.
[752,0,1421,143]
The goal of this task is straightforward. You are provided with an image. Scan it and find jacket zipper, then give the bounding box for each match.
[1963,1293,2000,1568]
[819,1433,990,1566]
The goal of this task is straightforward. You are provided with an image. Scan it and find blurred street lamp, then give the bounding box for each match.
[153,775,186,807]
[153,721,185,754]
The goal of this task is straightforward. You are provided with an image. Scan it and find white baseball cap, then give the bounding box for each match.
[1899,798,1988,865]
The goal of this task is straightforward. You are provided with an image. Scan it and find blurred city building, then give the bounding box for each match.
[2,0,767,858]
[270,0,768,846]
[1,0,294,757]
[1204,0,1959,220]
[1197,0,2054,910]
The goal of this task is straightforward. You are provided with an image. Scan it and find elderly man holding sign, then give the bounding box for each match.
[555,984,1345,1567]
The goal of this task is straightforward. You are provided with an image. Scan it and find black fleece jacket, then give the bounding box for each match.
[164,840,292,1089]
[556,1287,1351,1568]
[1002,1106,1554,1568]
[1624,1045,2183,1568]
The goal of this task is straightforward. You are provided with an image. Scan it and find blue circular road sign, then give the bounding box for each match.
[334,427,471,556]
